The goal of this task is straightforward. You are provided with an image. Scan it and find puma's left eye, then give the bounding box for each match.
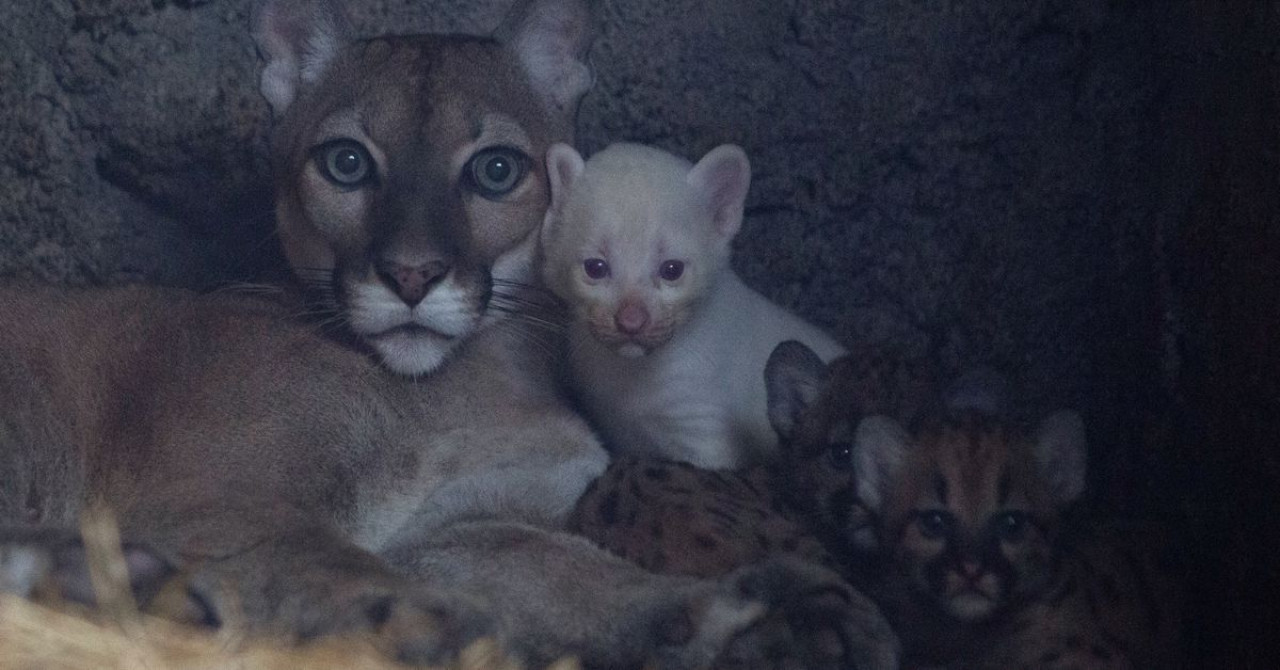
[314,139,375,187]
[827,441,854,470]
[659,260,685,282]
[467,147,527,198]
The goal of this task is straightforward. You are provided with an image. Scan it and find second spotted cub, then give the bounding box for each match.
[539,142,845,468]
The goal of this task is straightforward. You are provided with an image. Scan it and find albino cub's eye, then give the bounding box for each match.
[827,441,854,470]
[314,139,375,187]
[659,260,685,282]
[467,147,527,199]
[916,510,953,540]
[583,258,610,280]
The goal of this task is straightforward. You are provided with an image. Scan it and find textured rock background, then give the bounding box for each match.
[0,0,1276,663]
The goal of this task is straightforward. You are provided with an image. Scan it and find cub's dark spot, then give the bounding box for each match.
[694,534,719,550]
[366,596,395,626]
[599,490,620,525]
[644,466,670,481]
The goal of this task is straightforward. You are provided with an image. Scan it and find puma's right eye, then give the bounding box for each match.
[314,139,375,187]
[583,258,610,280]
[467,147,528,199]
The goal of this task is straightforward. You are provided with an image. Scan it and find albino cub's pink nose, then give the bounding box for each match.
[614,302,650,335]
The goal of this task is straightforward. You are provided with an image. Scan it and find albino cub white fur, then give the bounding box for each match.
[540,142,846,468]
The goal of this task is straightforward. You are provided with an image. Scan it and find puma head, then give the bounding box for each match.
[253,0,593,374]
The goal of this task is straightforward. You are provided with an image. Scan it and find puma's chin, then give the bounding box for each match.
[369,327,460,376]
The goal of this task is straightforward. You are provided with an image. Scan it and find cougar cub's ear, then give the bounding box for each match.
[687,144,751,239]
[1033,409,1088,505]
[765,340,829,440]
[252,0,353,116]
[853,415,912,512]
[496,0,594,115]
[543,143,585,233]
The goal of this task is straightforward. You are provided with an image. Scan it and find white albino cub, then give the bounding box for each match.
[540,142,846,468]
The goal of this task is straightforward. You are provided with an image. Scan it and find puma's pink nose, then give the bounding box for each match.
[614,301,650,335]
[376,260,451,306]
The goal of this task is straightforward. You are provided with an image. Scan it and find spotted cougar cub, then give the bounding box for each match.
[854,405,1183,668]
[540,142,846,468]
[0,1,901,668]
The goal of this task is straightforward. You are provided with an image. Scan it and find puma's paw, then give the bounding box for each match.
[287,582,501,667]
[652,557,899,670]
[0,526,217,626]
[715,558,900,670]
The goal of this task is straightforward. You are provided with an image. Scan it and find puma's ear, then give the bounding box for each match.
[687,144,751,240]
[496,0,595,116]
[854,415,912,512]
[765,340,829,440]
[252,0,353,117]
[1033,409,1088,505]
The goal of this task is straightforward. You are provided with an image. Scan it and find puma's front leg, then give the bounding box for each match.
[3,499,496,666]
[384,520,900,669]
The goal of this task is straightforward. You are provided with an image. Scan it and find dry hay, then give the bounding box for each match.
[0,509,579,670]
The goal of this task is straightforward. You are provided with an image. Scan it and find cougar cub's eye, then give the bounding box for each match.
[993,511,1029,542]
[314,139,375,186]
[467,147,527,198]
[827,441,854,469]
[583,258,610,280]
[916,510,953,540]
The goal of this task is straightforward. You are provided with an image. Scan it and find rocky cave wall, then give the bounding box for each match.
[1,0,1276,664]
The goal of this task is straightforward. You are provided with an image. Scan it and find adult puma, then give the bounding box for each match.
[0,0,899,667]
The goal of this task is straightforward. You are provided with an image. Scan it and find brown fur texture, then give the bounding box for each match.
[569,457,837,578]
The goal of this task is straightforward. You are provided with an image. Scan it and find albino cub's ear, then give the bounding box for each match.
[542,143,585,242]
[1033,409,1088,504]
[496,0,594,115]
[687,144,751,239]
[854,415,911,512]
[545,144,585,215]
[765,340,829,440]
[252,0,352,117]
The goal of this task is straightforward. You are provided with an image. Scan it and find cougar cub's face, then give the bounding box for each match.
[764,342,882,559]
[855,409,1087,623]
[256,0,591,374]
